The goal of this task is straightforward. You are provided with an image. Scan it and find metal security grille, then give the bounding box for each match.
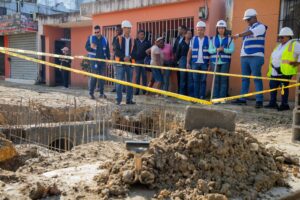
[279,0,300,39]
[137,17,194,46]
[103,25,119,86]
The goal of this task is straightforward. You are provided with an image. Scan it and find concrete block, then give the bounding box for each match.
[184,106,236,131]
[292,125,300,143]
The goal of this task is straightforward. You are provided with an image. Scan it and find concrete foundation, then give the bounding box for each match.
[184,106,236,132]
[2,121,109,151]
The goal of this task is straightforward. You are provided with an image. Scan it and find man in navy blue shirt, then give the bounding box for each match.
[131,30,151,95]
[85,25,110,99]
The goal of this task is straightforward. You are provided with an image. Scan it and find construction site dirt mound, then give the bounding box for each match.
[95,128,286,199]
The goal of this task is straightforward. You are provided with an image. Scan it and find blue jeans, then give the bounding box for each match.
[192,63,208,99]
[240,56,264,102]
[116,65,133,103]
[135,60,147,94]
[211,63,230,98]
[179,56,193,96]
[89,61,106,95]
[152,68,163,83]
[269,75,292,106]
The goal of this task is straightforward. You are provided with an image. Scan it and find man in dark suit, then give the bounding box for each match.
[131,30,151,95]
[173,25,187,93]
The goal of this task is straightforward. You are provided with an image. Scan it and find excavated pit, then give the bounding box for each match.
[0,102,181,152]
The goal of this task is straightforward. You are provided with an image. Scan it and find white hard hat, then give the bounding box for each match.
[121,20,132,28]
[243,9,257,20]
[196,21,206,28]
[216,20,227,28]
[278,27,294,36]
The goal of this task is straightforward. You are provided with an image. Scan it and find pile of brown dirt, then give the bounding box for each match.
[95,128,286,200]
[0,137,18,165]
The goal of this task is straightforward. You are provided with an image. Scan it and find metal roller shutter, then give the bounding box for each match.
[8,33,38,81]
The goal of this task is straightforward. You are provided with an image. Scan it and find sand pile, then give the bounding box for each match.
[95,128,286,200]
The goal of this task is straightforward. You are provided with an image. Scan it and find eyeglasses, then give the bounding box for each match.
[94,31,100,34]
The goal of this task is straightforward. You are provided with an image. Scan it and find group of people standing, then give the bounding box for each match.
[81,8,300,110]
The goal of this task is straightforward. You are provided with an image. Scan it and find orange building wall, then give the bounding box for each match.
[70,26,93,87]
[93,0,225,38]
[43,26,64,86]
[230,0,283,100]
[91,0,226,92]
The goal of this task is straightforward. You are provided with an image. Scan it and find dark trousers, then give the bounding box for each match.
[61,70,69,88]
[134,60,147,94]
[269,75,292,106]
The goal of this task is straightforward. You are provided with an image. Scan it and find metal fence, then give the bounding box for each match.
[0,97,183,153]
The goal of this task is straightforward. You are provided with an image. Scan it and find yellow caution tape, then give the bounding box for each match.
[0,47,74,60]
[0,49,212,105]
[281,85,285,95]
[0,47,296,83]
[212,82,300,103]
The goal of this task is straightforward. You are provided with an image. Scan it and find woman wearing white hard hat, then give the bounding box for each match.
[187,21,210,99]
[265,27,300,111]
[231,8,268,109]
[208,20,235,99]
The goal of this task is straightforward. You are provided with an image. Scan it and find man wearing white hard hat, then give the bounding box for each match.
[208,20,235,99]
[113,20,135,105]
[187,21,210,99]
[232,9,268,108]
[265,27,300,111]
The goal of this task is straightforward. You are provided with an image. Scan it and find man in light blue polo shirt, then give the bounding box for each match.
[232,8,267,108]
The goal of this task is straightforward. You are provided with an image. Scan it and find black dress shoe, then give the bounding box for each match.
[99,94,107,99]
[126,101,136,105]
[89,94,95,100]
[255,101,263,109]
[231,99,247,105]
[264,103,278,109]
[278,104,290,111]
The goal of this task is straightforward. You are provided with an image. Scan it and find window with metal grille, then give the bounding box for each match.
[103,25,120,86]
[279,0,300,39]
[137,17,194,46]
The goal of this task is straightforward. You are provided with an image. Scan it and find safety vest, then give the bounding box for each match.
[243,22,267,55]
[210,36,232,63]
[191,36,209,64]
[87,35,108,58]
[267,41,298,77]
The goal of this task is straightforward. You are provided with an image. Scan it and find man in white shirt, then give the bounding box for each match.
[232,9,267,108]
[265,27,300,111]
